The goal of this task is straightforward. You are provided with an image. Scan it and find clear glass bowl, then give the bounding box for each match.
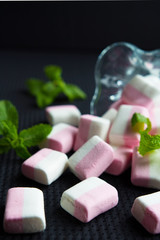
[90,42,160,116]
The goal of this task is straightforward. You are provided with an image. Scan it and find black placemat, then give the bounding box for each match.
[0,49,158,240]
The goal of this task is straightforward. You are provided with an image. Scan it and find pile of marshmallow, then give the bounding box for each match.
[3,74,160,235]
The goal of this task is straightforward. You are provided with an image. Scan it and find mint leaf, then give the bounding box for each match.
[0,100,18,132]
[26,65,86,108]
[0,100,52,159]
[131,113,160,156]
[44,65,62,82]
[0,138,11,154]
[14,143,32,159]
[131,113,152,133]
[0,120,18,139]
[19,123,52,147]
[63,83,87,101]
[36,91,54,108]
[139,131,160,156]
[26,78,44,96]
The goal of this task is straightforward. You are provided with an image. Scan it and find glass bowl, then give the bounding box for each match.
[90,42,160,116]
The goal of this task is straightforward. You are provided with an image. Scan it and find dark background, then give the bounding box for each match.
[0,1,160,53]
[1,2,160,240]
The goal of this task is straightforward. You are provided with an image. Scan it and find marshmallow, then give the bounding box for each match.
[60,177,118,223]
[131,147,160,189]
[121,74,160,108]
[74,114,110,151]
[45,105,81,126]
[22,148,68,185]
[39,123,78,153]
[131,191,160,234]
[149,107,160,135]
[109,99,123,110]
[102,108,117,123]
[109,104,149,148]
[3,187,46,233]
[105,146,133,175]
[69,136,113,180]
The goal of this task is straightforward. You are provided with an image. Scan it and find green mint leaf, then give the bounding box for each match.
[19,123,52,147]
[27,65,86,108]
[36,92,54,108]
[0,120,18,140]
[44,65,62,82]
[14,143,31,159]
[0,137,11,154]
[26,78,44,96]
[0,100,18,132]
[131,113,152,133]
[63,83,87,101]
[139,131,160,156]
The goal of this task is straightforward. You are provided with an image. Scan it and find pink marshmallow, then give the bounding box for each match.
[74,114,110,151]
[39,123,78,153]
[105,146,133,175]
[109,99,123,111]
[22,148,68,185]
[131,191,160,234]
[69,136,113,180]
[131,147,160,189]
[121,75,160,109]
[60,177,118,223]
[108,104,149,148]
[3,187,46,233]
[149,107,160,135]
[102,108,118,123]
[45,104,81,126]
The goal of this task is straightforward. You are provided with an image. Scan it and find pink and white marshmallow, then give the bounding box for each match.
[39,123,78,153]
[74,114,110,151]
[131,191,160,234]
[45,105,81,126]
[102,108,118,123]
[149,107,160,135]
[105,146,133,175]
[121,74,160,109]
[108,104,149,148]
[60,177,118,223]
[131,147,160,189]
[69,136,113,180]
[22,148,68,185]
[3,187,46,233]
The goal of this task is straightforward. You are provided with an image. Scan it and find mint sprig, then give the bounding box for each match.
[0,100,52,159]
[26,65,86,108]
[131,112,160,156]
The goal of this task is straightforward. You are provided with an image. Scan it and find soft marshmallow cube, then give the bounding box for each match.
[109,99,123,111]
[22,148,68,185]
[131,191,160,234]
[3,187,46,233]
[102,108,118,123]
[74,114,110,151]
[131,147,160,189]
[69,135,113,180]
[39,123,78,153]
[60,177,118,223]
[45,105,81,126]
[109,104,149,148]
[105,146,133,175]
[121,74,160,109]
[149,107,160,135]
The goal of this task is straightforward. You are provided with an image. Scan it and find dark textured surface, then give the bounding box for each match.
[0,49,159,240]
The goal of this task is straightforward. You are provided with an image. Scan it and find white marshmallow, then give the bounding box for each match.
[22,148,68,185]
[108,104,149,148]
[60,177,118,223]
[3,187,46,233]
[45,105,81,126]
